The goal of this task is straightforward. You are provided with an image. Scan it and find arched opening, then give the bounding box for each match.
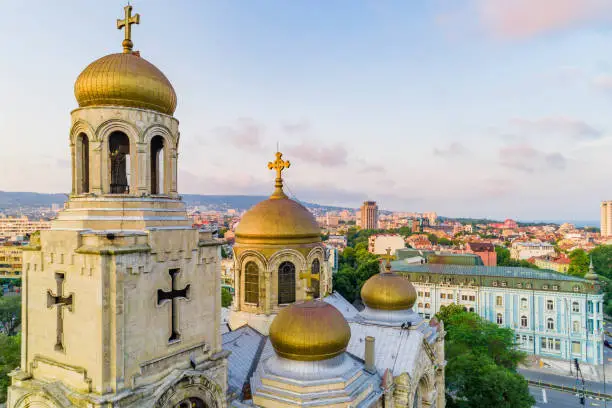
[547,318,554,330]
[151,135,165,194]
[76,133,90,194]
[175,397,207,408]
[311,258,320,298]
[109,131,130,194]
[521,315,528,328]
[244,261,259,305]
[496,313,503,325]
[278,261,296,304]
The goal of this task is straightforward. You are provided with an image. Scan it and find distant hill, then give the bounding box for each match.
[0,191,353,212]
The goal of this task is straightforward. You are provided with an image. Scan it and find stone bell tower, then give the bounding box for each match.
[7,5,228,408]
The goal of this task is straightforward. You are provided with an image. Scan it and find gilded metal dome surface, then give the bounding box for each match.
[269,300,351,361]
[361,271,417,311]
[235,197,321,245]
[235,151,321,245]
[74,52,177,115]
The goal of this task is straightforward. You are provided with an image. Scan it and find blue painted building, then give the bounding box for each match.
[391,262,605,365]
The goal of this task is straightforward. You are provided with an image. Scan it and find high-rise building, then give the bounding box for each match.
[601,200,612,237]
[360,201,378,229]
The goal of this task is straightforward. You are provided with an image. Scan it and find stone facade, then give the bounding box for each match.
[7,103,229,407]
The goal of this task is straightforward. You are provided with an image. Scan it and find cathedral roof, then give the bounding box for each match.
[74,5,177,115]
[234,152,321,245]
[269,300,351,361]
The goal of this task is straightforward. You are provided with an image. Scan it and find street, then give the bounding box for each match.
[520,369,608,395]
[530,386,610,407]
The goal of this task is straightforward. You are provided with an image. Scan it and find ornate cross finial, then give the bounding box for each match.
[267,151,290,199]
[117,4,140,53]
[382,247,393,273]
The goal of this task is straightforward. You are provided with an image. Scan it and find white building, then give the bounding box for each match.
[510,242,555,260]
[368,234,405,255]
[392,262,605,365]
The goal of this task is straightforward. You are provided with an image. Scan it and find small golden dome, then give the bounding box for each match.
[74,53,177,115]
[235,197,321,245]
[235,151,320,245]
[361,271,417,311]
[269,300,351,361]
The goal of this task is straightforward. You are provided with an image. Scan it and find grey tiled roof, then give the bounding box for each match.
[391,262,589,282]
[223,326,266,397]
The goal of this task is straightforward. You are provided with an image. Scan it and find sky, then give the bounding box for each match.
[0,0,611,221]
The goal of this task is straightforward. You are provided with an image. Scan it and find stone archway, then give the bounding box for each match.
[154,374,224,408]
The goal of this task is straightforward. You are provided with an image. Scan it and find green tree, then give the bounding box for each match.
[495,246,512,266]
[437,305,533,408]
[591,245,612,279]
[0,296,21,336]
[0,333,20,403]
[221,287,233,308]
[568,248,589,277]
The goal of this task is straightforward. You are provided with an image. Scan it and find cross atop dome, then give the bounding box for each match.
[117,4,140,53]
[268,151,290,199]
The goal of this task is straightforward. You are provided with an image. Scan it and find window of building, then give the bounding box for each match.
[496,313,503,325]
[596,302,600,313]
[440,293,446,299]
[311,259,320,298]
[418,291,423,297]
[521,315,528,328]
[547,318,554,330]
[461,295,468,301]
[469,295,475,301]
[469,307,475,312]
[244,262,259,305]
[109,131,131,194]
[424,313,431,319]
[554,339,561,351]
[520,298,528,309]
[448,293,454,300]
[501,281,507,287]
[587,301,593,313]
[572,301,580,313]
[76,133,89,194]
[496,296,503,306]
[425,303,431,309]
[492,281,498,287]
[424,292,430,298]
[418,303,423,308]
[572,341,581,354]
[542,284,549,290]
[552,285,559,291]
[546,299,554,311]
[150,135,165,194]
[572,320,580,333]
[278,261,296,304]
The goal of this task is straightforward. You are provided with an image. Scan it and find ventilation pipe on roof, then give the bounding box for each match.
[365,336,376,374]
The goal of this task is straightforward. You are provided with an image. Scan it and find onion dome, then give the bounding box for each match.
[74,5,177,115]
[361,252,417,311]
[235,152,321,245]
[269,300,351,361]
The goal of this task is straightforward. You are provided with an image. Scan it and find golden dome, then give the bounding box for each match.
[361,271,417,311]
[74,52,177,115]
[269,300,351,361]
[235,151,321,245]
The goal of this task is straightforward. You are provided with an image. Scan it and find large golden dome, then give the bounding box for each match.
[74,52,177,115]
[235,151,321,245]
[361,270,417,311]
[269,300,351,361]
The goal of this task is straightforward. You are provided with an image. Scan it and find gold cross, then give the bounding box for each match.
[117,5,140,53]
[267,151,290,198]
[299,270,320,300]
[382,247,393,272]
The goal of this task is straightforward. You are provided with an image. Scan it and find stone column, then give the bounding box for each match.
[137,143,148,195]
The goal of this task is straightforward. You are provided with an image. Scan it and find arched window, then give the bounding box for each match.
[546,299,554,311]
[521,315,528,328]
[572,302,580,313]
[547,318,554,330]
[496,313,503,325]
[76,133,89,194]
[520,298,528,309]
[151,136,165,194]
[311,259,320,298]
[424,303,431,309]
[278,261,296,304]
[244,262,259,305]
[109,131,130,194]
[418,303,423,308]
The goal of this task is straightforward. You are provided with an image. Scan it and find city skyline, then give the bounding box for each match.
[1,1,611,219]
